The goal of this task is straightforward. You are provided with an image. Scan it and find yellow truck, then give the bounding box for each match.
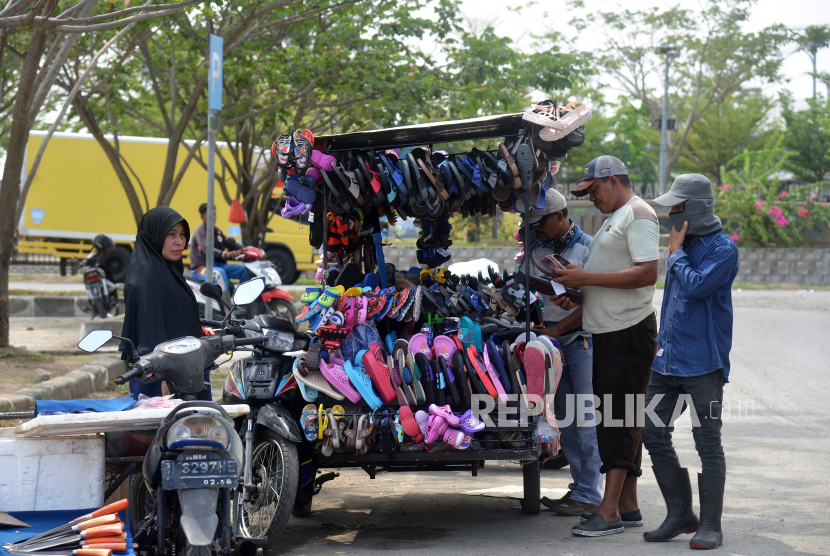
[17,131,314,283]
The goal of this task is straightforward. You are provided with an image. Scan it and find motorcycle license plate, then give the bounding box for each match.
[161,459,238,490]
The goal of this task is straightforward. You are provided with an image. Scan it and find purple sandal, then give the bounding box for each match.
[282,196,311,219]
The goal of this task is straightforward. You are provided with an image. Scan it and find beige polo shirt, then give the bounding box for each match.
[581,196,659,334]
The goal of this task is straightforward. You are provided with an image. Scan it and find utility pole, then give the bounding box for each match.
[655,46,678,196]
[206,34,223,320]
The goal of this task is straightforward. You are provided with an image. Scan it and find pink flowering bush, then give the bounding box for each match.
[717,134,830,246]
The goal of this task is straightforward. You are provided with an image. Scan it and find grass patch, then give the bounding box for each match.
[0,350,15,358]
[26,352,54,362]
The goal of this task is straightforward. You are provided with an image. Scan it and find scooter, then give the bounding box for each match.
[80,234,119,318]
[77,278,268,556]
[199,282,311,551]
[225,239,296,322]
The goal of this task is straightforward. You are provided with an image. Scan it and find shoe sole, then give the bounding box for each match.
[515,144,535,190]
[643,529,698,541]
[689,540,723,549]
[578,517,643,527]
[571,527,625,537]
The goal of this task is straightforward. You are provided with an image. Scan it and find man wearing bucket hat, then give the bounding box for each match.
[552,155,660,538]
[640,174,738,549]
[521,188,603,516]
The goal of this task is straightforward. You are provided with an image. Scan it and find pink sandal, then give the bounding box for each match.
[424,414,448,444]
[319,357,362,404]
[428,404,460,427]
[522,341,548,402]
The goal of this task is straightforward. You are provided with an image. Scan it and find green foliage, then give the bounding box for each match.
[717,133,830,247]
[780,91,830,183]
[676,92,774,185]
[569,0,791,179]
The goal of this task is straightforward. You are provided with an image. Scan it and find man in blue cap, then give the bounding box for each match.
[553,155,660,537]
[641,173,738,550]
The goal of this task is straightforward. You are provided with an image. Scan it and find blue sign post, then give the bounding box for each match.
[205,34,223,320]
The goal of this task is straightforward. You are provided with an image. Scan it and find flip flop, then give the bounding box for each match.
[300,404,318,441]
[362,343,397,404]
[294,358,318,402]
[407,332,432,359]
[344,355,383,410]
[292,364,345,401]
[432,334,456,364]
[399,406,423,442]
[523,341,548,402]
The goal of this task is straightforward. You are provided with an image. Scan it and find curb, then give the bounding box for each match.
[0,356,127,412]
[10,296,124,318]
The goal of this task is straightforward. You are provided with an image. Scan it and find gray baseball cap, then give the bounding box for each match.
[654,173,714,206]
[571,155,628,197]
[516,188,568,223]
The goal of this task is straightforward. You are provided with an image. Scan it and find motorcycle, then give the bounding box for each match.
[77,278,268,556]
[80,234,120,319]
[198,282,311,551]
[225,239,296,322]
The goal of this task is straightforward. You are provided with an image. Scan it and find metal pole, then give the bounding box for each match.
[205,107,216,320]
[659,54,670,196]
[812,50,818,100]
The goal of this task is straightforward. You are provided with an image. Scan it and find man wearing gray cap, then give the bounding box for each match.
[553,155,660,537]
[641,174,738,550]
[521,188,603,517]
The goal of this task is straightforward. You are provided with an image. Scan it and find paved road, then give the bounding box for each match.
[7,291,830,554]
[270,291,830,556]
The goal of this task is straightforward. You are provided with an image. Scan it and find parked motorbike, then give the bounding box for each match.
[77,278,268,556]
[81,234,120,318]
[199,282,311,551]
[225,239,296,322]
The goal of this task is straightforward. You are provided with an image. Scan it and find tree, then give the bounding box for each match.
[796,25,830,99]
[72,0,590,244]
[0,0,212,348]
[780,91,830,183]
[677,92,774,185]
[718,132,830,247]
[569,0,791,182]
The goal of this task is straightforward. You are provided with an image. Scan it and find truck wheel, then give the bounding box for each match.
[103,247,131,283]
[265,248,297,285]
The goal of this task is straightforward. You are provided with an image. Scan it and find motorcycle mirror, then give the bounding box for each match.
[78,329,114,352]
[233,277,266,306]
[199,281,224,301]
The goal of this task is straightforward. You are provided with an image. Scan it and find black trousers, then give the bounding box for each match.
[592,313,658,477]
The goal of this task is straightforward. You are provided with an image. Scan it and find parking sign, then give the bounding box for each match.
[209,34,223,110]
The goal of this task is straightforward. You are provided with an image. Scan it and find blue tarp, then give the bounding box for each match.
[35,398,136,416]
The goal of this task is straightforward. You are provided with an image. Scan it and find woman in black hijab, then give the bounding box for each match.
[120,206,205,399]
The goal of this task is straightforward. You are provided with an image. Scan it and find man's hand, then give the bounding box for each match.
[553,264,591,288]
[669,221,689,254]
[552,296,579,311]
[540,324,562,339]
[224,250,242,260]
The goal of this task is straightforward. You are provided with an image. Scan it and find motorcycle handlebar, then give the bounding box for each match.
[235,335,265,347]
[115,366,143,385]
[200,319,225,328]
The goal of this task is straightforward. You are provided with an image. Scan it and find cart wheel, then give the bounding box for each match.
[520,458,541,515]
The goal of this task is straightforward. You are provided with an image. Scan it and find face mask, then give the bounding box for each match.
[670,199,722,236]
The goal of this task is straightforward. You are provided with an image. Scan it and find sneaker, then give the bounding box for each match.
[548,498,599,516]
[571,513,625,537]
[541,491,570,508]
[580,509,643,527]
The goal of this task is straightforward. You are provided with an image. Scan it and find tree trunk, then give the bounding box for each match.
[73,97,145,225]
[0,25,50,348]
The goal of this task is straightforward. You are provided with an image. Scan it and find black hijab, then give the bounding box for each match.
[120,207,202,359]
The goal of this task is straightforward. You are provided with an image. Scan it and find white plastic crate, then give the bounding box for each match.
[0,428,105,511]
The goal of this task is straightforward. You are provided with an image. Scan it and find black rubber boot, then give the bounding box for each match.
[690,474,725,549]
[643,466,699,542]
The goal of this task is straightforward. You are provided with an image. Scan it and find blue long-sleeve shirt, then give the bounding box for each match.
[651,232,739,380]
